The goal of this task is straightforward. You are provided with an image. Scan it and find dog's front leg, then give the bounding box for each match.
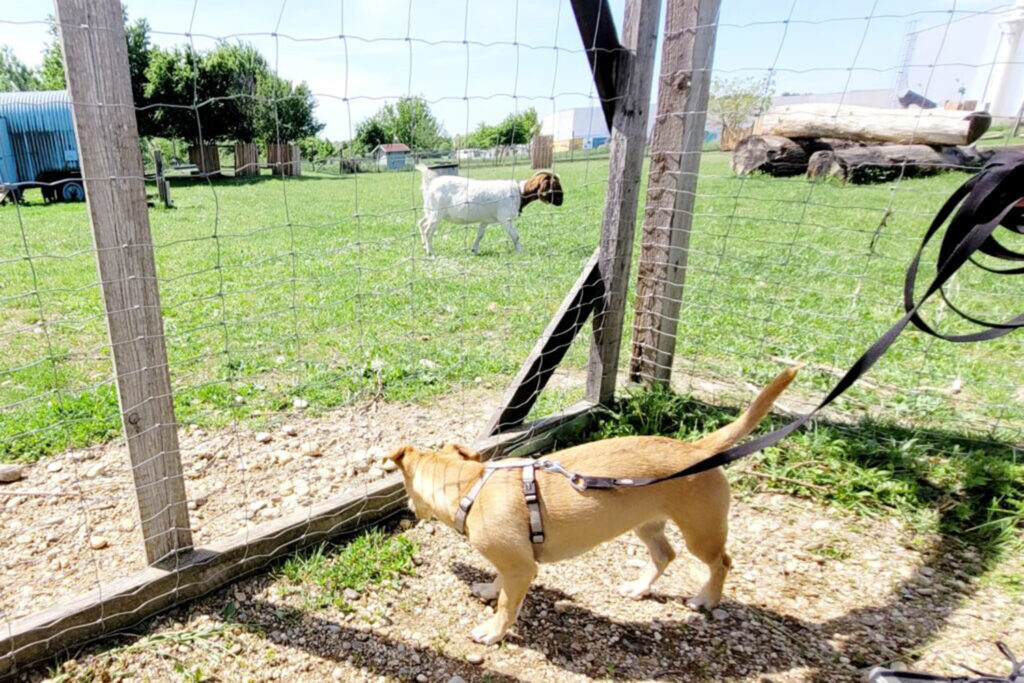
[470,562,536,645]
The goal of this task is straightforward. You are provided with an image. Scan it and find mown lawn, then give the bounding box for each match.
[1,151,1021,462]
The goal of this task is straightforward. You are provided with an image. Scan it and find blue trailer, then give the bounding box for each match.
[0,90,84,203]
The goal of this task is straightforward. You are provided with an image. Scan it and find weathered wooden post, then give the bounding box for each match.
[584,0,662,404]
[154,149,172,208]
[56,0,192,565]
[629,0,720,386]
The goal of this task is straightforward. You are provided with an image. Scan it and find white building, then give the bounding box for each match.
[899,1,1024,118]
[540,107,611,151]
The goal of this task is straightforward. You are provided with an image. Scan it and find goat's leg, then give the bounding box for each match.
[503,219,521,252]
[419,216,435,255]
[472,224,488,255]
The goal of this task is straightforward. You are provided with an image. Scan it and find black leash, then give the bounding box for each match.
[868,641,1024,683]
[571,151,1024,491]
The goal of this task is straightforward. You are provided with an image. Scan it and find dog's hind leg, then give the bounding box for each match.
[618,520,676,600]
[470,556,536,645]
[672,471,732,610]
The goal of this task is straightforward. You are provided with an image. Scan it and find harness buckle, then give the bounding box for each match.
[459,495,474,512]
[530,531,545,544]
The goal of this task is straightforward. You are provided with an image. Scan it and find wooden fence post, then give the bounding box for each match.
[56,0,192,566]
[629,0,720,386]
[585,0,663,404]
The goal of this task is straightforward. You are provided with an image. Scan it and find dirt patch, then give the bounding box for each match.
[28,490,1023,683]
[0,380,509,622]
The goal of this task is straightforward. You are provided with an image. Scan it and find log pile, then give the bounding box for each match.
[731,102,994,184]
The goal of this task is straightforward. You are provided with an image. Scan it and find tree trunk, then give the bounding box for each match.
[754,104,991,146]
[806,144,995,184]
[233,142,259,177]
[188,144,221,177]
[731,136,862,176]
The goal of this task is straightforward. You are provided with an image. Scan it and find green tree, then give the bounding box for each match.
[255,76,323,143]
[0,46,41,91]
[353,96,447,152]
[708,76,774,137]
[297,136,336,163]
[38,12,156,134]
[464,108,538,148]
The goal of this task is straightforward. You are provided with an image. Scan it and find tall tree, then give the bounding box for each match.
[0,46,41,91]
[353,96,447,152]
[255,76,323,143]
[464,108,538,148]
[38,12,156,134]
[708,76,774,137]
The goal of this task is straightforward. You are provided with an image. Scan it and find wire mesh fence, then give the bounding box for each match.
[0,0,1022,676]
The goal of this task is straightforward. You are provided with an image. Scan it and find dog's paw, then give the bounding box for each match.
[617,580,651,601]
[470,619,506,645]
[471,581,500,602]
[685,593,717,611]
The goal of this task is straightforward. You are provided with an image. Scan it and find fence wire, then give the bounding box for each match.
[0,0,1022,678]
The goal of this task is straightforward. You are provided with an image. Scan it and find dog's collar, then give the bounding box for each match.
[454,460,545,544]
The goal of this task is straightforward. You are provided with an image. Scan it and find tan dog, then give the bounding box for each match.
[388,366,798,644]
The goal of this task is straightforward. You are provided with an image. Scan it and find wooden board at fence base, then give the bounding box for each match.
[806,144,996,184]
[56,0,192,567]
[233,142,259,177]
[0,401,597,677]
[486,251,603,434]
[753,104,992,146]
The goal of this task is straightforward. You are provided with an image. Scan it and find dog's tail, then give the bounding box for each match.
[692,365,800,453]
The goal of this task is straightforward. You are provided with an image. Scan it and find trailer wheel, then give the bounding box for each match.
[60,180,85,202]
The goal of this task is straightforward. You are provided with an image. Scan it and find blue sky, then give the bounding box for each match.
[0,0,1009,140]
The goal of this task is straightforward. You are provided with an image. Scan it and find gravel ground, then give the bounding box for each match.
[25,489,1024,683]
[0,382,509,622]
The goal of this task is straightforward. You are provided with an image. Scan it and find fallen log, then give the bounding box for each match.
[806,144,994,184]
[731,135,862,176]
[754,104,991,146]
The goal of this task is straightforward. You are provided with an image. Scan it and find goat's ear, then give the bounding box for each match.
[445,443,481,461]
[386,444,415,464]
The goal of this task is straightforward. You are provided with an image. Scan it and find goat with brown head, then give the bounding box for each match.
[519,171,563,212]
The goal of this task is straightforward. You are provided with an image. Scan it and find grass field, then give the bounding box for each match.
[1,152,1022,464]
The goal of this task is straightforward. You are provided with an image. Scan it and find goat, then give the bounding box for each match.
[416,165,563,255]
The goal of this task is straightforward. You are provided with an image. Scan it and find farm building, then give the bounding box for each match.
[371,142,411,170]
[898,0,1024,117]
[0,90,84,203]
[540,105,658,151]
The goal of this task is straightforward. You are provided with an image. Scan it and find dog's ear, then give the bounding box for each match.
[386,444,415,464]
[444,443,481,461]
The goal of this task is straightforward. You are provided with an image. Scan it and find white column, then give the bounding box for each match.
[986,3,1024,116]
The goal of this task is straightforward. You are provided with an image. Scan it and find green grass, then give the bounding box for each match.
[277,529,417,611]
[588,386,1024,558]
[1,151,1021,463]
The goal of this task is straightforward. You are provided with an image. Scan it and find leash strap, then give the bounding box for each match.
[558,151,1024,490]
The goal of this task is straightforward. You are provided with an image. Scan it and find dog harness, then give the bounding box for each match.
[453,458,591,544]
